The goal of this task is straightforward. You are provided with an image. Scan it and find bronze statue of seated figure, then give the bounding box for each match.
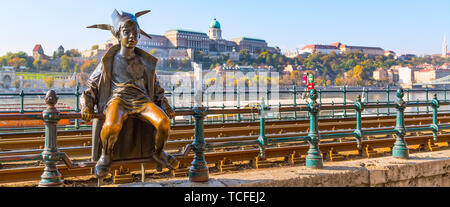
[80,9,176,178]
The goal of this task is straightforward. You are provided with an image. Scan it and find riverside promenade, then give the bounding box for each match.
[113,149,450,187]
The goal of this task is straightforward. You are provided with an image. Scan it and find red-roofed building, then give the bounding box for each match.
[384,50,396,57]
[32,44,48,60]
[299,44,340,54]
[299,42,386,56]
[440,63,450,69]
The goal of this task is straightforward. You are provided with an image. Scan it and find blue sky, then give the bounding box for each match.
[0,0,449,56]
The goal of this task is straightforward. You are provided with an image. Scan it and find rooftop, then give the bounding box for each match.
[165,29,207,36]
[302,44,339,50]
[209,18,221,29]
[32,44,42,52]
[344,45,384,50]
[232,37,266,43]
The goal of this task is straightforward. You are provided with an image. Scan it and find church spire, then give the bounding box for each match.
[443,35,447,58]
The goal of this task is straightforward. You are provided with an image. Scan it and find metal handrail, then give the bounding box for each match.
[0,87,449,185]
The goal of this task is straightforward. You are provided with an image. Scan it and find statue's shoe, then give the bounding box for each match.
[94,154,112,178]
[156,163,163,172]
[94,164,110,178]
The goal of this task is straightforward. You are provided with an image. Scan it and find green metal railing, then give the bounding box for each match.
[0,87,449,185]
[194,88,450,171]
[1,85,449,130]
[0,84,85,133]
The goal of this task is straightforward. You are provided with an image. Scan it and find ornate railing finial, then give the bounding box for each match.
[44,90,58,109]
[396,88,404,99]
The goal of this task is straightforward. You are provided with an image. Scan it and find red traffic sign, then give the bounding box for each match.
[302,74,308,84]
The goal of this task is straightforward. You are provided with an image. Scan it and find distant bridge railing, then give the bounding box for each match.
[0,88,449,185]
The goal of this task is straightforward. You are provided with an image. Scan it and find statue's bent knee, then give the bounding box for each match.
[159,116,170,132]
[101,122,122,139]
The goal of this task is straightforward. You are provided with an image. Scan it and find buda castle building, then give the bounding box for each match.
[93,18,275,61]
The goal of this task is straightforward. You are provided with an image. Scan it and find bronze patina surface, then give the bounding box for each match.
[81,9,175,177]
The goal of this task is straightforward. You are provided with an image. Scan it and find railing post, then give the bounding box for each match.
[171,85,176,125]
[189,103,193,124]
[251,108,255,122]
[318,89,322,104]
[364,87,369,104]
[431,94,440,142]
[416,98,420,114]
[293,85,297,120]
[205,89,209,108]
[75,83,80,129]
[221,103,225,123]
[331,101,335,118]
[343,86,347,117]
[425,85,429,113]
[392,88,409,159]
[306,89,323,169]
[257,100,268,158]
[354,95,363,149]
[39,90,63,187]
[189,106,209,182]
[237,86,241,122]
[386,85,390,116]
[376,99,380,116]
[278,102,282,120]
[19,90,24,113]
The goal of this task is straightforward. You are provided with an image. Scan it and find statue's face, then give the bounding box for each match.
[119,21,139,48]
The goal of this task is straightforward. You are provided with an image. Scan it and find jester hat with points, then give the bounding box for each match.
[87,9,152,39]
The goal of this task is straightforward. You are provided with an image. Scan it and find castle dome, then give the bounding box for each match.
[209,18,221,29]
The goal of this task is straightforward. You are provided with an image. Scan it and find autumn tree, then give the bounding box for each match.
[80,59,98,73]
[8,56,27,68]
[73,63,80,73]
[168,57,175,69]
[65,49,81,57]
[44,76,55,88]
[226,59,235,68]
[149,49,158,55]
[33,58,50,71]
[60,55,73,72]
[69,79,77,88]
[335,74,345,86]
[239,49,251,63]
[41,59,50,70]
[352,65,364,83]
[32,59,41,70]
[14,79,20,88]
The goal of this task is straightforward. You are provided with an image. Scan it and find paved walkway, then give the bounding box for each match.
[112,149,450,187]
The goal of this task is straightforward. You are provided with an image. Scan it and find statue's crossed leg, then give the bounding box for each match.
[95,99,175,178]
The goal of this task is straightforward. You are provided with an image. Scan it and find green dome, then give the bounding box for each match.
[209,18,221,29]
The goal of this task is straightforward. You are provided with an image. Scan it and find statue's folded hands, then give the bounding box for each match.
[81,107,94,122]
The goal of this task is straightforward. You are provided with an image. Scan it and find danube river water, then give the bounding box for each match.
[1,86,449,117]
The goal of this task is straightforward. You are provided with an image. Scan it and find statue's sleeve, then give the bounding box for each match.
[80,63,102,111]
[154,75,174,116]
